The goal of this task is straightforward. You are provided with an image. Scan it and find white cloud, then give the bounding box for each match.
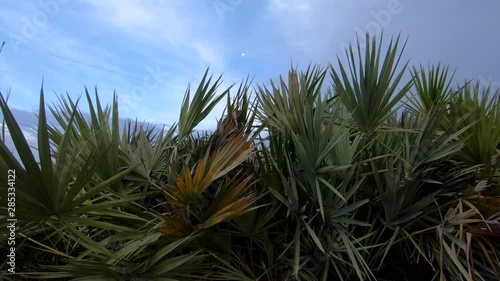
[80,0,195,47]
[267,0,343,62]
[80,0,179,43]
[193,42,226,69]
[266,0,389,64]
[269,0,311,12]
[295,4,311,12]
[78,0,230,78]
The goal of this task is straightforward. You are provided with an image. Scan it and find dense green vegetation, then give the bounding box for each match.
[1,35,499,280]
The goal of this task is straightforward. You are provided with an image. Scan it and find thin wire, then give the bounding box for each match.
[2,41,151,83]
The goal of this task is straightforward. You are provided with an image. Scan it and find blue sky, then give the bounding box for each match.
[1,0,500,131]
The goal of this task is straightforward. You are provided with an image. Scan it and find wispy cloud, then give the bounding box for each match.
[78,0,229,68]
[80,0,192,46]
[193,42,226,69]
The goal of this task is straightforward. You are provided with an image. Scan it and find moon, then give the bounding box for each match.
[241,52,246,57]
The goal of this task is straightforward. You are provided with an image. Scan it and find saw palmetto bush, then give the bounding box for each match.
[0,90,150,277]
[0,70,261,280]
[330,35,499,281]
[1,34,499,280]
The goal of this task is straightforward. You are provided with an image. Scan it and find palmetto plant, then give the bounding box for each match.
[256,66,374,280]
[0,88,146,275]
[408,64,455,113]
[157,117,260,243]
[0,35,498,281]
[448,83,500,169]
[331,33,413,135]
[332,35,498,281]
[0,71,229,278]
[48,89,127,194]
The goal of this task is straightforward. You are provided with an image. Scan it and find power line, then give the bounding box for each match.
[2,41,151,83]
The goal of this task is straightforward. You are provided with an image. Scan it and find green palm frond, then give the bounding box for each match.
[177,68,229,140]
[0,87,144,262]
[408,64,455,113]
[331,33,413,134]
[448,82,500,169]
[48,88,127,193]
